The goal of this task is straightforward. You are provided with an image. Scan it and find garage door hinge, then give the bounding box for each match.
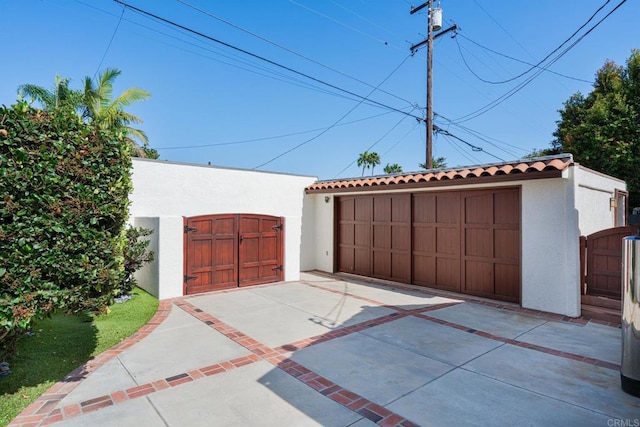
[184,226,198,233]
[272,224,283,231]
[184,275,197,282]
[271,265,283,271]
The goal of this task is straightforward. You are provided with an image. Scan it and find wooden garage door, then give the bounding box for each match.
[413,192,462,292]
[337,194,411,283]
[337,188,521,303]
[184,214,283,295]
[462,189,520,302]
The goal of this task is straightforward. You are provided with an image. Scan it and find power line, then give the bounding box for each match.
[114,0,423,122]
[156,110,399,150]
[177,0,420,109]
[327,0,401,38]
[471,0,536,61]
[450,0,627,124]
[456,0,612,85]
[435,115,528,157]
[77,0,387,105]
[434,126,505,162]
[456,34,591,84]
[94,6,125,78]
[287,0,402,50]
[333,111,415,177]
[442,134,481,164]
[253,54,413,169]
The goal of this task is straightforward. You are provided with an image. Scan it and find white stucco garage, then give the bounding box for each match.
[130,154,626,317]
[302,154,626,317]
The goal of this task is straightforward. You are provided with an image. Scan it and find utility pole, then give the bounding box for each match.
[410,2,456,169]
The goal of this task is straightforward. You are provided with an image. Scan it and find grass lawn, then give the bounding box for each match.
[0,287,158,426]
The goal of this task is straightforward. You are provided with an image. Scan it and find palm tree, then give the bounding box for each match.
[369,152,381,175]
[383,163,403,174]
[18,75,83,112]
[357,151,381,176]
[419,156,447,169]
[82,68,152,157]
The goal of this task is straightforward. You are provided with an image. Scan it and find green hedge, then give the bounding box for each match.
[0,102,132,359]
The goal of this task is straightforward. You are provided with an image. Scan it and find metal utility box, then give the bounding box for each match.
[621,231,640,397]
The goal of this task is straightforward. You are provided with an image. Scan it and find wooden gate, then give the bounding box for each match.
[582,226,637,299]
[184,214,284,295]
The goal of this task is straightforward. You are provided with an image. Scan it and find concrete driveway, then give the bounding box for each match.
[10,272,639,426]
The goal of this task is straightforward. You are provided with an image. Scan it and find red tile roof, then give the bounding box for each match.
[306,155,573,193]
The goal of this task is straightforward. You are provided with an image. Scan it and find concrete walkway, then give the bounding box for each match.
[10,272,639,426]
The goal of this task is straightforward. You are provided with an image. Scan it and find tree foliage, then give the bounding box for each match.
[18,69,155,159]
[551,50,640,207]
[419,156,447,169]
[383,163,403,174]
[357,151,381,176]
[0,102,132,359]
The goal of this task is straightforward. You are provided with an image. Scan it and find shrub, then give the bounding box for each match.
[119,226,154,297]
[0,102,132,359]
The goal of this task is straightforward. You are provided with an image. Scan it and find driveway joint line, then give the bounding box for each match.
[302,279,621,371]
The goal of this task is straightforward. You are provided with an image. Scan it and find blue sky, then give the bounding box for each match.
[2,0,638,179]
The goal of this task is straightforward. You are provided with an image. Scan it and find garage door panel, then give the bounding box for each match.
[190,219,212,234]
[413,194,436,223]
[494,191,520,225]
[437,257,461,291]
[413,225,435,252]
[494,229,519,261]
[392,196,410,222]
[495,264,520,301]
[392,226,410,250]
[373,250,391,277]
[464,260,494,294]
[214,238,235,265]
[436,195,460,224]
[413,255,435,285]
[392,253,410,281]
[192,240,212,268]
[339,248,355,272]
[373,225,391,249]
[465,228,492,257]
[354,224,370,246]
[260,235,278,260]
[339,224,354,245]
[464,193,493,224]
[213,218,235,234]
[436,227,459,255]
[355,198,371,221]
[340,198,355,220]
[354,248,370,274]
[240,217,260,233]
[373,197,391,222]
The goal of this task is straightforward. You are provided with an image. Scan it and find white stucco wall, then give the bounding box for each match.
[520,175,581,317]
[133,216,184,300]
[130,158,317,298]
[300,193,335,272]
[573,164,626,236]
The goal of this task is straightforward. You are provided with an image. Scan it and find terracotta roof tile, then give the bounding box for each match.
[306,154,573,193]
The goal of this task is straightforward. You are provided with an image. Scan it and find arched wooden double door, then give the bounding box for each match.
[183,214,284,295]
